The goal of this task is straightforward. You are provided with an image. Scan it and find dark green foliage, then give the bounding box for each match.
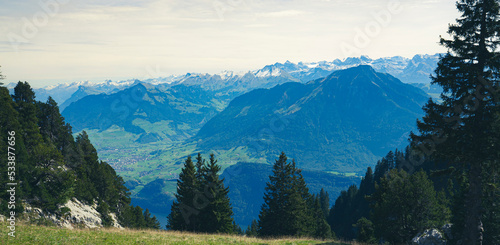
[245,219,259,237]
[354,217,375,244]
[328,166,375,240]
[0,82,159,229]
[143,209,161,229]
[257,152,328,239]
[13,82,42,149]
[0,86,26,215]
[232,221,243,235]
[328,185,359,239]
[166,156,198,231]
[167,154,235,234]
[220,162,358,231]
[197,154,235,233]
[410,0,500,243]
[313,196,332,239]
[319,188,329,219]
[371,169,448,244]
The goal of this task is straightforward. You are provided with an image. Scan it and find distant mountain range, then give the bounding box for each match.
[195,65,428,172]
[8,54,439,109]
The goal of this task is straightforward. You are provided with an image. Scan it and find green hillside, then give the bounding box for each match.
[0,222,352,245]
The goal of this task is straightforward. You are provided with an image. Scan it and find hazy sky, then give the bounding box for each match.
[1,0,459,88]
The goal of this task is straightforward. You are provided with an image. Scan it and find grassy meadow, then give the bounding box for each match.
[0,221,357,245]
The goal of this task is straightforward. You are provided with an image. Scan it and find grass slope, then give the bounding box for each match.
[1,222,354,245]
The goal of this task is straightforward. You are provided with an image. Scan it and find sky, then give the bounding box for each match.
[1,0,459,88]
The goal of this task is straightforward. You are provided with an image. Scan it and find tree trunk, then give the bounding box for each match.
[463,162,483,245]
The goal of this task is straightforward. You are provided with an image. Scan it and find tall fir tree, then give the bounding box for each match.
[258,152,318,238]
[328,166,375,240]
[245,219,259,237]
[0,86,26,215]
[197,153,235,233]
[319,188,329,219]
[411,0,500,243]
[371,169,448,244]
[166,156,198,231]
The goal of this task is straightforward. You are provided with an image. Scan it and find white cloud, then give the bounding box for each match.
[0,0,458,88]
[257,10,305,18]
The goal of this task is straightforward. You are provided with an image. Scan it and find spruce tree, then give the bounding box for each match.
[371,170,447,244]
[411,0,500,243]
[0,87,26,215]
[354,217,376,243]
[143,208,161,229]
[258,152,317,237]
[166,156,198,231]
[319,188,329,219]
[197,153,234,233]
[245,219,259,237]
[328,166,375,240]
[313,195,332,239]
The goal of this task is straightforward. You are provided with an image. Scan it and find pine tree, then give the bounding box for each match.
[371,169,447,244]
[0,87,26,215]
[354,217,376,244]
[313,195,332,239]
[258,152,317,237]
[74,132,99,204]
[245,219,259,237]
[328,166,375,240]
[12,82,42,149]
[143,209,161,229]
[197,153,234,233]
[167,156,198,231]
[319,188,329,219]
[411,0,500,243]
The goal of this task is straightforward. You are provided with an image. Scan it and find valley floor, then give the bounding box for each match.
[0,222,353,245]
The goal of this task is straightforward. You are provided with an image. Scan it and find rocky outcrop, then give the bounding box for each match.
[23,198,123,229]
[412,228,446,245]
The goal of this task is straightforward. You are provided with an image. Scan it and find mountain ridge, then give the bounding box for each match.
[195,65,428,172]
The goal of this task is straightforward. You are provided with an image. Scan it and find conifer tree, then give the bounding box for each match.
[354,217,376,243]
[328,184,358,239]
[371,169,447,244]
[197,153,234,233]
[166,156,198,231]
[328,166,375,240]
[143,208,161,229]
[245,219,259,237]
[258,152,317,237]
[12,82,42,150]
[0,87,26,215]
[411,0,500,243]
[319,188,329,219]
[313,195,332,239]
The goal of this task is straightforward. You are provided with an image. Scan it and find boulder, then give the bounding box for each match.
[412,228,446,245]
[22,198,124,229]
